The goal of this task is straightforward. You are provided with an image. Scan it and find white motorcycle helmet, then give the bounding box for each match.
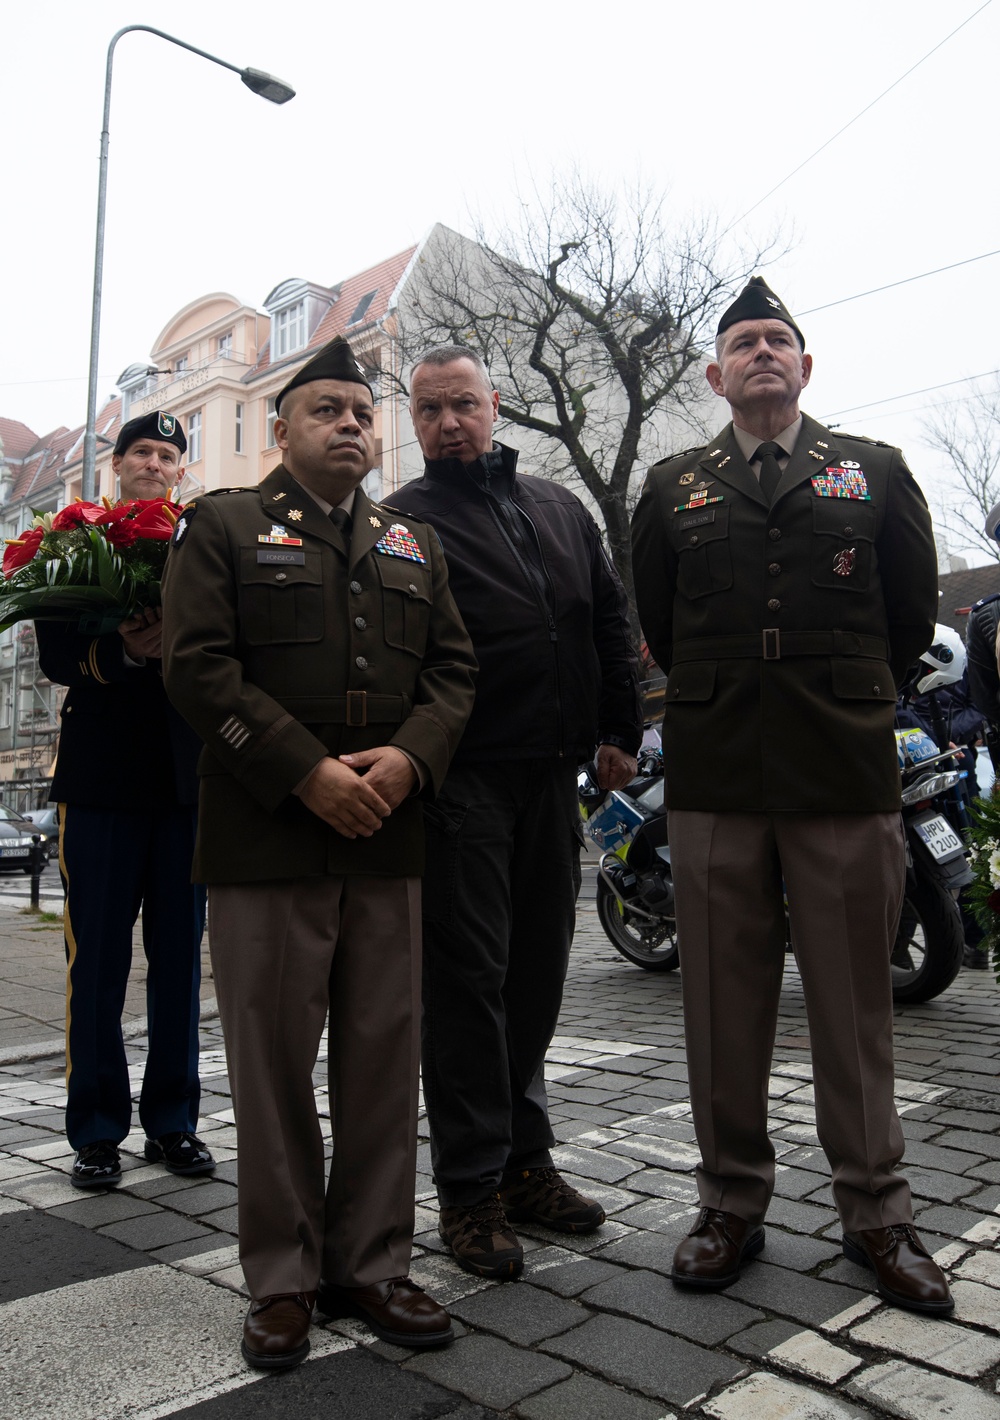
[916,623,966,694]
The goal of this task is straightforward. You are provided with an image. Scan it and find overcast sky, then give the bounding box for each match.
[5,0,998,558]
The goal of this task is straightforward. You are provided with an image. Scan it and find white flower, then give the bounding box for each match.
[988,848,1000,889]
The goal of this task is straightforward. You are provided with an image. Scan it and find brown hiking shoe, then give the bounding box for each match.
[499,1167,606,1234]
[439,1195,524,1279]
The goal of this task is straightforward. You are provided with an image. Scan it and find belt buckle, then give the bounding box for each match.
[346,690,367,727]
[763,628,780,660]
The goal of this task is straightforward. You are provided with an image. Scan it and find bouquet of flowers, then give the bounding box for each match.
[0,497,181,636]
[964,788,1000,977]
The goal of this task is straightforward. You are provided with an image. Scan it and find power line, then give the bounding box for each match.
[797,249,1000,317]
[820,368,998,420]
[725,0,993,234]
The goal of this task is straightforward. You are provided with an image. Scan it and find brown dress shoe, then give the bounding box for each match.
[671,1207,765,1290]
[317,1276,454,1347]
[843,1224,954,1315]
[241,1292,315,1370]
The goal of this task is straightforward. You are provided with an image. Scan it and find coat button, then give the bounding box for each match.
[873,684,880,694]
[355,656,368,670]
[767,598,781,611]
[409,583,419,595]
[354,616,366,630]
[844,526,853,535]
[689,534,699,545]
[768,563,781,576]
[350,580,362,594]
[275,572,287,582]
[768,528,781,541]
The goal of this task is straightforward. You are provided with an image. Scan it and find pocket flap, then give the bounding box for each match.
[376,556,432,603]
[830,658,895,700]
[666,661,717,703]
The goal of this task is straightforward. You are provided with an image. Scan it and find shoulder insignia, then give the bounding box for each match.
[171,503,198,546]
[204,486,254,496]
[974,594,1000,609]
[834,432,894,449]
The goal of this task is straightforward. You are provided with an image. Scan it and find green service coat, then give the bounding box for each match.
[631,414,937,813]
[161,465,477,882]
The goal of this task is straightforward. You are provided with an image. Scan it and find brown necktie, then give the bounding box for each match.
[755,442,784,502]
[329,507,352,540]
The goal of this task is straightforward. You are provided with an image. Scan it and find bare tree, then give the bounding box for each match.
[923,378,1000,564]
[393,179,780,632]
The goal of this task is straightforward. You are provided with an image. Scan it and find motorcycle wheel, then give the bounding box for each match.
[890,874,965,1004]
[596,878,679,972]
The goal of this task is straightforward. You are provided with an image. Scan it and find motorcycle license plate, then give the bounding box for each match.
[913,814,963,861]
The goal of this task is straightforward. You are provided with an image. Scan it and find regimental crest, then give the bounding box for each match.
[679,472,695,486]
[374,522,426,564]
[833,547,856,577]
[157,412,177,437]
[811,469,870,501]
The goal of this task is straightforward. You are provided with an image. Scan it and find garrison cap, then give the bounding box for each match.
[717,277,805,349]
[274,336,373,414]
[114,409,187,457]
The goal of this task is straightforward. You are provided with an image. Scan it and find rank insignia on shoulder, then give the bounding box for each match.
[811,469,870,500]
[679,472,695,486]
[374,523,426,563]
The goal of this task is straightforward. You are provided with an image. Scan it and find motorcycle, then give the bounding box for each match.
[579,726,971,1004]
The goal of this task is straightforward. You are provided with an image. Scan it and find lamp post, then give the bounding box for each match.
[81,25,295,501]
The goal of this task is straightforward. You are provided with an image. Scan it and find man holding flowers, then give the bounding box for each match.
[34,411,215,1189]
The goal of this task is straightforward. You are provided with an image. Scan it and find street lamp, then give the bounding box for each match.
[81,25,295,501]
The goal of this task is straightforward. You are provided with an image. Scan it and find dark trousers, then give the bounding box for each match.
[421,760,582,1207]
[59,803,205,1150]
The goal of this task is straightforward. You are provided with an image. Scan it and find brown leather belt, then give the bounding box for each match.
[672,631,888,663]
[278,693,410,727]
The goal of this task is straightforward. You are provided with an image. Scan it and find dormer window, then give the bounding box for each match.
[272,302,306,358]
[347,290,377,326]
[117,363,158,421]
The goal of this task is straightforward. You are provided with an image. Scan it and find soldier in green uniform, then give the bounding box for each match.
[161,337,476,1370]
[631,279,951,1316]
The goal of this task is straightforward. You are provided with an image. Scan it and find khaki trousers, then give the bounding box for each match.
[668,810,912,1234]
[209,875,421,1299]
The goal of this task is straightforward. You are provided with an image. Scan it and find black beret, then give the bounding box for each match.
[274,336,373,414]
[114,410,187,457]
[717,277,804,349]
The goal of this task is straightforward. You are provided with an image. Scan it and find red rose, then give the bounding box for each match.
[2,527,44,576]
[51,502,107,530]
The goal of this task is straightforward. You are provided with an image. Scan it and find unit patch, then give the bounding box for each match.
[811,469,870,500]
[374,523,426,564]
[171,504,197,546]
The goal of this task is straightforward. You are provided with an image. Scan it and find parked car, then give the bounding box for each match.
[0,803,48,873]
[21,806,59,862]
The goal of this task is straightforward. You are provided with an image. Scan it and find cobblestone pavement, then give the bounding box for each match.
[2,902,1000,1418]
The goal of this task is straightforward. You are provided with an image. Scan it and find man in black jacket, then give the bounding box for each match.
[386,346,642,1279]
[37,411,214,1189]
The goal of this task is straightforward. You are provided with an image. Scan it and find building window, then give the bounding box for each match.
[272,302,306,358]
[175,354,190,373]
[0,679,12,730]
[218,332,233,359]
[348,290,377,326]
[265,397,278,449]
[187,410,202,463]
[235,403,244,454]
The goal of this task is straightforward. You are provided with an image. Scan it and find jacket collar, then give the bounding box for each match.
[422,441,520,497]
[698,413,847,508]
[259,464,384,567]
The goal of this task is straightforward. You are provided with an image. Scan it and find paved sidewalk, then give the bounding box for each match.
[3,897,1000,1418]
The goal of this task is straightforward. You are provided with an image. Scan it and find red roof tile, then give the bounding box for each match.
[246,244,418,383]
[0,418,40,461]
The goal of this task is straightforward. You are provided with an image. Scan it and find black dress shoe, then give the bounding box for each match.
[71,1140,122,1189]
[144,1131,216,1176]
[671,1207,764,1289]
[317,1277,454,1347]
[241,1292,315,1370]
[843,1224,954,1315]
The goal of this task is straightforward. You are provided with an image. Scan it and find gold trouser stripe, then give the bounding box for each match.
[59,804,75,1088]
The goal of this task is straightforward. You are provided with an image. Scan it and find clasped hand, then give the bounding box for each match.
[118,605,163,660]
[296,746,417,838]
